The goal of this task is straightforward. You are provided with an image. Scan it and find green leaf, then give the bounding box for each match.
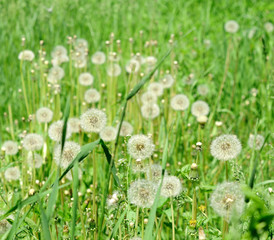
[109,205,129,238]
[38,198,52,240]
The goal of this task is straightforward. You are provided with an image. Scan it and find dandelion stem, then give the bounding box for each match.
[171,197,176,240]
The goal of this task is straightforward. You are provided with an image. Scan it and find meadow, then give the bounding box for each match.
[0,0,273,239]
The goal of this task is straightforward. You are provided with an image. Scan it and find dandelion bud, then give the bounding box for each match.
[18,89,22,93]
[29,189,35,195]
[105,40,110,46]
[215,121,222,127]
[196,142,202,151]
[35,180,40,184]
[190,163,199,181]
[129,222,134,228]
[144,218,148,224]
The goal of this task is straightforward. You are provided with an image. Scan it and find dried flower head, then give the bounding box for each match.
[100,126,117,142]
[147,82,164,97]
[2,141,18,155]
[171,94,190,111]
[145,56,157,67]
[210,134,242,161]
[84,88,100,104]
[54,141,81,168]
[191,100,210,117]
[80,108,107,133]
[107,64,122,77]
[210,182,245,220]
[27,152,43,168]
[51,45,69,65]
[4,166,20,181]
[128,179,157,208]
[91,51,106,64]
[18,50,35,61]
[264,22,274,33]
[48,120,72,142]
[141,92,157,105]
[36,107,53,123]
[68,118,81,133]
[75,38,88,51]
[197,84,209,96]
[224,20,239,33]
[141,103,160,120]
[23,133,44,151]
[248,134,264,150]
[161,176,182,198]
[160,74,174,88]
[125,59,140,73]
[118,121,133,137]
[79,72,94,86]
[47,66,65,84]
[127,134,155,160]
[146,164,166,182]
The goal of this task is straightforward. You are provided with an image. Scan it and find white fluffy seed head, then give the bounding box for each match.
[22,133,44,151]
[75,38,88,51]
[51,45,69,65]
[53,141,81,168]
[27,152,43,168]
[36,107,53,123]
[191,100,210,117]
[210,134,242,161]
[125,59,140,73]
[79,72,94,86]
[84,88,100,103]
[147,82,164,97]
[80,108,107,133]
[160,74,174,88]
[2,141,18,155]
[141,104,160,120]
[128,179,157,208]
[145,164,166,182]
[197,84,209,96]
[264,22,273,33]
[91,51,106,64]
[224,20,239,33]
[0,211,13,234]
[48,120,72,142]
[171,94,190,111]
[18,50,35,61]
[141,92,157,105]
[107,64,122,77]
[161,176,182,198]
[100,126,117,142]
[248,134,264,150]
[210,182,245,221]
[47,66,65,84]
[127,134,155,160]
[118,121,133,137]
[68,118,81,133]
[4,167,20,181]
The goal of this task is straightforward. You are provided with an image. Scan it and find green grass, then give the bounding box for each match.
[0,0,274,239]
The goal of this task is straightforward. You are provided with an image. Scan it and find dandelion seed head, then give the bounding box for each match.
[100,126,117,142]
[264,22,274,33]
[171,94,190,111]
[22,133,44,151]
[80,108,107,133]
[128,179,157,208]
[75,38,88,51]
[53,141,81,168]
[18,50,35,61]
[118,121,133,137]
[132,160,147,173]
[145,56,157,66]
[2,141,18,155]
[4,167,20,181]
[248,134,264,150]
[210,182,245,220]
[197,84,209,96]
[0,211,13,234]
[191,100,210,117]
[160,74,174,89]
[127,134,155,160]
[107,63,122,77]
[125,59,140,73]
[161,176,182,198]
[27,152,43,168]
[48,120,72,142]
[141,103,160,120]
[145,164,166,182]
[79,72,94,86]
[91,51,106,64]
[224,20,239,33]
[36,107,53,123]
[147,82,164,97]
[66,168,83,181]
[51,45,69,65]
[84,88,100,103]
[68,118,81,133]
[141,92,157,105]
[210,134,242,161]
[47,66,65,84]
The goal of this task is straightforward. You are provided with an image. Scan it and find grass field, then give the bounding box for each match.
[0,0,273,239]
